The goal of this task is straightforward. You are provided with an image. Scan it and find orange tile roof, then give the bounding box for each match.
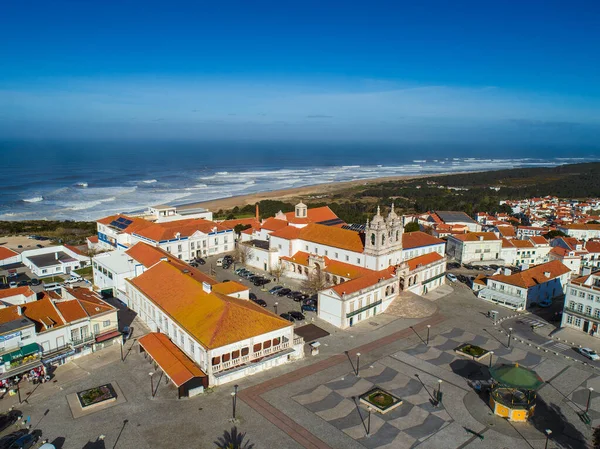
[496,226,516,237]
[87,235,99,243]
[0,247,19,260]
[280,251,372,279]
[405,252,444,271]
[0,286,35,301]
[55,300,87,322]
[261,218,289,231]
[125,242,218,285]
[489,260,571,289]
[272,223,364,253]
[402,231,445,249]
[65,244,88,257]
[585,240,600,253]
[511,240,534,249]
[211,281,249,296]
[128,261,291,349]
[63,287,115,317]
[0,307,25,326]
[450,232,500,242]
[97,214,152,234]
[283,206,339,225]
[269,226,302,240]
[501,238,515,249]
[132,218,230,242]
[560,223,600,230]
[138,332,206,387]
[330,268,395,296]
[21,297,66,332]
[529,236,549,245]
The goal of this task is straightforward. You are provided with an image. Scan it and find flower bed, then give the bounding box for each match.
[359,387,403,414]
[454,343,490,361]
[77,383,118,409]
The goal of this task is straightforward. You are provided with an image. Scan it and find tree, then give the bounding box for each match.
[301,267,327,294]
[270,261,287,282]
[587,220,600,225]
[404,222,420,233]
[214,427,254,449]
[233,224,252,237]
[232,243,254,265]
[543,230,568,239]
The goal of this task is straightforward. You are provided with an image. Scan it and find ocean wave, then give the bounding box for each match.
[215,171,229,175]
[74,182,88,188]
[23,196,43,203]
[142,179,157,184]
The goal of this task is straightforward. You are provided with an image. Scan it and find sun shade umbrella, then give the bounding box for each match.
[489,363,544,390]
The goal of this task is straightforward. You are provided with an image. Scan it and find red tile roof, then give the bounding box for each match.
[283,206,339,225]
[511,240,534,249]
[489,260,571,289]
[65,244,88,257]
[138,332,206,387]
[402,231,445,249]
[330,268,396,296]
[450,232,500,242]
[0,286,35,301]
[280,251,372,279]
[0,247,19,260]
[405,252,444,271]
[261,218,289,231]
[271,223,364,253]
[132,218,230,242]
[585,240,600,253]
[496,226,516,238]
[529,236,549,245]
[86,236,99,244]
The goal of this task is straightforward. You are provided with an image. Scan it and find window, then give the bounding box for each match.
[180,334,184,346]
[315,247,318,254]
[42,269,47,274]
[567,315,573,324]
[586,306,592,315]
[574,317,582,327]
[305,245,309,251]
[594,309,600,319]
[241,347,249,356]
[224,245,228,251]
[335,252,339,258]
[569,300,576,309]
[278,244,282,249]
[203,240,207,247]
[94,323,100,334]
[357,258,361,264]
[577,303,584,313]
[103,320,110,327]
[224,236,228,243]
[325,250,328,256]
[579,291,586,298]
[214,238,218,245]
[166,246,171,252]
[178,244,182,251]
[191,242,195,249]
[189,339,195,355]
[108,271,113,279]
[346,255,349,262]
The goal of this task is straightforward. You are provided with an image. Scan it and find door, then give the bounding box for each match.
[264,262,267,271]
[42,341,50,353]
[583,321,590,333]
[349,317,354,327]
[66,266,71,274]
[56,336,65,349]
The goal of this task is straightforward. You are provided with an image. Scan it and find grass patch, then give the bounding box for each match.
[457,344,488,357]
[74,266,93,278]
[42,275,64,283]
[368,391,395,408]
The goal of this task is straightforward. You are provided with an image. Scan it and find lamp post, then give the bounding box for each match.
[586,387,594,413]
[17,382,21,404]
[508,328,513,348]
[489,351,494,368]
[544,429,552,449]
[231,386,238,420]
[120,342,124,362]
[356,353,361,376]
[426,325,431,346]
[149,372,154,398]
[274,302,278,315]
[437,379,443,403]
[366,406,372,437]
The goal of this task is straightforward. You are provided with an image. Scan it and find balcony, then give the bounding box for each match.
[211,341,291,374]
[71,334,95,347]
[564,306,600,322]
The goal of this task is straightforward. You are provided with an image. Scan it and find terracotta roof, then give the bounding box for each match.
[283,206,339,225]
[529,236,549,245]
[55,300,88,322]
[511,240,534,249]
[21,297,66,332]
[489,260,571,289]
[132,218,230,242]
[402,231,444,249]
[65,244,88,257]
[96,214,152,234]
[63,287,115,317]
[550,247,570,257]
[272,223,364,253]
[128,261,291,349]
[280,251,372,279]
[0,247,19,260]
[585,240,600,253]
[405,252,444,271]
[450,232,500,242]
[560,223,600,231]
[87,236,99,243]
[0,286,35,300]
[473,274,487,286]
[269,226,302,240]
[138,332,206,387]
[211,281,249,296]
[261,218,289,231]
[501,238,515,249]
[0,307,24,325]
[125,242,217,285]
[330,268,395,296]
[496,226,516,237]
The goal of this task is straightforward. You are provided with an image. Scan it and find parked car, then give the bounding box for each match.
[216,258,224,267]
[241,271,255,278]
[0,411,20,433]
[538,299,552,308]
[0,430,28,449]
[7,433,39,449]
[276,288,291,297]
[577,347,600,361]
[269,286,284,294]
[197,258,206,265]
[222,262,231,269]
[249,293,257,300]
[254,278,270,287]
[301,304,317,313]
[482,265,492,271]
[286,291,301,299]
[8,282,17,289]
[289,311,305,321]
[236,268,250,276]
[223,255,233,264]
[279,313,295,322]
[251,298,267,307]
[303,298,317,306]
[0,284,8,290]
[17,281,28,287]
[457,274,467,283]
[446,273,457,282]
[189,262,199,268]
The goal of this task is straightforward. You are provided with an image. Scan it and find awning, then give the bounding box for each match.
[95,330,122,343]
[138,333,206,388]
[1,343,40,363]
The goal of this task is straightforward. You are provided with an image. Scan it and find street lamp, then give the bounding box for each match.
[366,406,372,437]
[437,379,443,403]
[274,302,278,315]
[489,351,494,368]
[231,390,237,420]
[544,429,552,449]
[586,387,594,413]
[356,353,361,376]
[149,372,154,398]
[508,328,513,348]
[427,325,431,346]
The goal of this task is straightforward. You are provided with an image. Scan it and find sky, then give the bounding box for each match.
[1,1,599,145]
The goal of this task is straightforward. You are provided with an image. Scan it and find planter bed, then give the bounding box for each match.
[454,343,490,361]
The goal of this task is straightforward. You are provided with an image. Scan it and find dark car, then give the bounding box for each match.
[17,281,28,287]
[251,298,267,307]
[223,255,233,263]
[279,313,295,322]
[286,291,301,299]
[301,304,317,313]
[254,278,270,287]
[0,430,28,449]
[269,286,284,294]
[222,263,231,269]
[489,264,500,270]
[277,288,291,297]
[249,292,257,300]
[289,311,305,321]
[189,262,199,267]
[0,411,20,433]
[0,284,8,290]
[36,244,43,248]
[7,433,39,449]
[303,298,317,306]
[197,258,206,265]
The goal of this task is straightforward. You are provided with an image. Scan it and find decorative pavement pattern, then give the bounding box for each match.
[293,363,452,449]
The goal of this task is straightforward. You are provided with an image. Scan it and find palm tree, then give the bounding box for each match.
[214,427,254,449]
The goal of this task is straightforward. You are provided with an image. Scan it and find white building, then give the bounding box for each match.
[126,260,303,389]
[0,247,21,267]
[0,286,37,305]
[561,269,600,337]
[446,232,503,264]
[558,224,600,241]
[477,261,571,311]
[21,246,90,278]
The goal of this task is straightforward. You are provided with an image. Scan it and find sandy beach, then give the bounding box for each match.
[181,173,431,213]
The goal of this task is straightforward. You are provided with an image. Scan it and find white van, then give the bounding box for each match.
[44,283,62,291]
[216,258,224,267]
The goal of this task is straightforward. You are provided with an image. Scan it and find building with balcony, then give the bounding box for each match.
[561,270,600,338]
[126,259,304,388]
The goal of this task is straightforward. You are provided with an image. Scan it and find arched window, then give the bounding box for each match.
[396,230,400,241]
[371,233,376,246]
[382,234,386,245]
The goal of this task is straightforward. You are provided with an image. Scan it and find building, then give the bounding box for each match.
[561,270,600,337]
[0,247,21,267]
[583,240,600,270]
[477,261,571,310]
[144,204,213,223]
[126,260,303,388]
[516,226,548,239]
[558,223,600,241]
[446,232,502,264]
[427,211,482,232]
[0,286,37,305]
[549,237,588,276]
[21,246,90,278]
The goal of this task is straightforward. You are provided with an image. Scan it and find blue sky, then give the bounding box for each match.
[1,1,599,144]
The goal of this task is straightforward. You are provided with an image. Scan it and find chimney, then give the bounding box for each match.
[256,203,259,222]
[478,235,484,241]
[202,282,211,293]
[504,268,512,276]
[55,252,59,260]
[544,271,551,278]
[17,306,22,316]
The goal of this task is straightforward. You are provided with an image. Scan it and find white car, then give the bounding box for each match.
[578,348,600,361]
[446,273,457,282]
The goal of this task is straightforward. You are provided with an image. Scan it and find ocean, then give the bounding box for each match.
[1,140,598,221]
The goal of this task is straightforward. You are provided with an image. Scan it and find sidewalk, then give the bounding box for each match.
[541,324,600,349]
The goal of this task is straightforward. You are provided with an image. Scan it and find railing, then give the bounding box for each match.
[346,299,382,319]
[565,306,600,321]
[293,336,304,346]
[211,342,291,373]
[71,334,95,347]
